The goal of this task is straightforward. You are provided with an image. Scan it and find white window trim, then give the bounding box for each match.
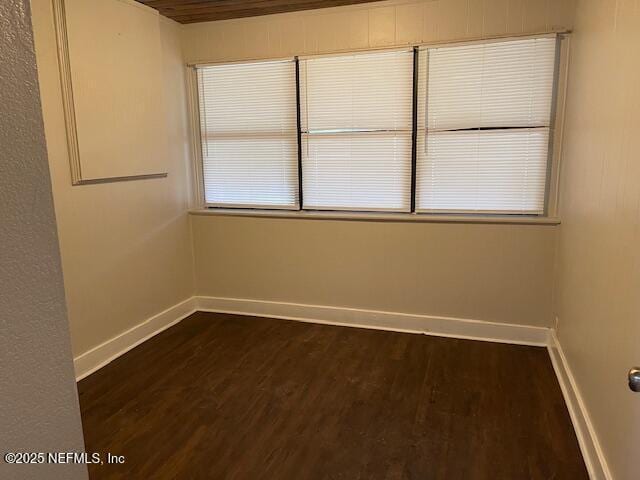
[186,32,571,223]
[189,208,560,225]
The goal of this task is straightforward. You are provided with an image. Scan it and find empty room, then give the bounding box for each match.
[1,0,639,478]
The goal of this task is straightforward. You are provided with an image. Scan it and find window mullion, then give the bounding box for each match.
[410,46,419,213]
[294,56,303,211]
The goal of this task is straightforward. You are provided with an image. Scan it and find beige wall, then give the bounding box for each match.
[192,216,557,327]
[181,0,575,64]
[184,0,570,328]
[32,0,195,358]
[555,0,640,478]
[0,0,86,477]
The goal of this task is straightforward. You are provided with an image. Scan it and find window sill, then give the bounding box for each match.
[189,208,560,225]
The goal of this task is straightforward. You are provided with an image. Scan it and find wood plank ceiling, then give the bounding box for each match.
[136,0,385,24]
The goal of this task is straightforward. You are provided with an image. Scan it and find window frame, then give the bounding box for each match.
[416,34,562,216]
[188,33,569,221]
[298,47,416,213]
[194,58,300,210]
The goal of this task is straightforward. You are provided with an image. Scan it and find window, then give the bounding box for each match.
[194,36,560,217]
[416,37,557,214]
[298,50,414,212]
[197,60,299,208]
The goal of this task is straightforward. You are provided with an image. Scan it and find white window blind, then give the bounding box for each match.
[416,37,557,214]
[299,50,414,212]
[197,60,298,208]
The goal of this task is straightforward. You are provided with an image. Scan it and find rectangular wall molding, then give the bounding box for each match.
[52,0,168,184]
[547,330,612,480]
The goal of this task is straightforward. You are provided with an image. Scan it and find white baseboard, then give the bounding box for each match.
[547,330,611,480]
[195,296,550,346]
[73,295,547,381]
[73,297,197,381]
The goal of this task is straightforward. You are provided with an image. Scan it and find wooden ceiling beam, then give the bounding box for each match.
[135,0,385,23]
[154,0,333,12]
[164,0,374,19]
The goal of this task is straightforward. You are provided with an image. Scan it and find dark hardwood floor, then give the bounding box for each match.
[78,312,588,479]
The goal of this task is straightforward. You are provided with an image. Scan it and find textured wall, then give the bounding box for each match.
[0,0,87,478]
[555,0,640,478]
[31,0,195,359]
[181,0,575,63]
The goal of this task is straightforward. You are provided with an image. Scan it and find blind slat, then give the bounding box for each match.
[197,60,299,208]
[416,37,557,214]
[416,129,549,214]
[299,50,413,212]
[195,38,557,215]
